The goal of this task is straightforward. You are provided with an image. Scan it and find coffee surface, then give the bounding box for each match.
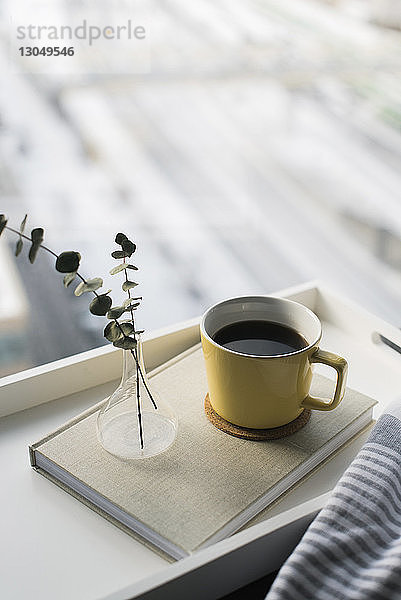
[213,320,308,356]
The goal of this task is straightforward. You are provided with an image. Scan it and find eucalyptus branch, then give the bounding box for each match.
[0,214,157,449]
[5,225,58,258]
[120,259,157,410]
[3,219,100,296]
[135,355,144,449]
[123,256,137,330]
[0,216,143,346]
[111,314,152,394]
[1,215,156,451]
[107,232,159,449]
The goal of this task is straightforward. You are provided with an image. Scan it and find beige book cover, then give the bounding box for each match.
[30,344,376,560]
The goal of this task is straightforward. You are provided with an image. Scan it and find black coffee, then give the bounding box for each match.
[213,320,308,356]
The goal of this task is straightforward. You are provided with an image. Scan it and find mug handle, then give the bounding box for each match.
[301,348,348,411]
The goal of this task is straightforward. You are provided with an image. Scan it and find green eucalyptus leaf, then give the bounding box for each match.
[56,251,81,273]
[111,250,129,259]
[31,227,44,243]
[119,321,134,335]
[113,336,137,350]
[122,296,142,308]
[110,264,139,276]
[28,243,40,264]
[107,306,125,319]
[115,232,127,245]
[0,214,8,236]
[74,277,103,297]
[124,302,140,312]
[104,321,123,342]
[28,243,41,263]
[122,280,138,292]
[20,214,27,233]
[28,228,44,264]
[109,263,129,275]
[27,228,44,263]
[111,263,138,274]
[121,238,136,256]
[63,271,77,288]
[15,214,27,257]
[74,282,85,297]
[90,294,112,316]
[86,278,104,290]
[15,238,23,257]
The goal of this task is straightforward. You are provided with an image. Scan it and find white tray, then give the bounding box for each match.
[1,281,400,600]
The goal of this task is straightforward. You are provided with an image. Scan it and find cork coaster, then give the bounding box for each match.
[204,394,311,440]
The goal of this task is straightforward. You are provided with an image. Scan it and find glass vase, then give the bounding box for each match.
[97,336,178,459]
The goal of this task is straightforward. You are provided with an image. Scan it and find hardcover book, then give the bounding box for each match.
[30,344,376,560]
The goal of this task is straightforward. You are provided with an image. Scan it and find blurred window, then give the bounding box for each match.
[1,0,401,376]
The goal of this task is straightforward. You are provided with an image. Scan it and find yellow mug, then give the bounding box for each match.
[200,296,348,429]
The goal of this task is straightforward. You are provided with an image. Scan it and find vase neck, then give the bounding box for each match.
[121,337,144,384]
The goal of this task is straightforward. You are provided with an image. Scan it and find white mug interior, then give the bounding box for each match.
[201,296,321,357]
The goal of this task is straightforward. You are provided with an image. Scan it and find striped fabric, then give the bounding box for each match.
[266,402,401,600]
